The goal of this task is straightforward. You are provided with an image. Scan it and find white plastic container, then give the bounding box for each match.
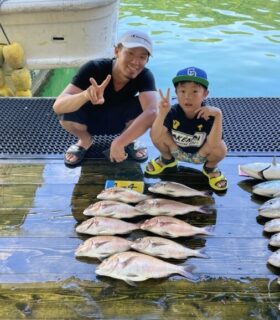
[0,0,119,69]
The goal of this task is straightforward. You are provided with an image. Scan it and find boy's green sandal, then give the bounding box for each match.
[202,164,228,191]
[145,156,178,175]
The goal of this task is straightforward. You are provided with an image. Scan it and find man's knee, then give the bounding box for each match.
[59,120,87,132]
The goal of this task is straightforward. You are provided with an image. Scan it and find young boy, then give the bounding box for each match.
[145,66,228,191]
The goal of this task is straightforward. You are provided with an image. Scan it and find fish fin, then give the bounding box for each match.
[97,255,108,262]
[162,231,176,238]
[115,188,126,194]
[88,219,98,229]
[151,240,167,247]
[124,279,137,286]
[160,221,178,227]
[121,256,137,268]
[94,240,110,248]
[101,202,117,209]
[158,210,170,215]
[259,165,272,180]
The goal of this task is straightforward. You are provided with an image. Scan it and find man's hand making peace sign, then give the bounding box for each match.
[85,75,111,105]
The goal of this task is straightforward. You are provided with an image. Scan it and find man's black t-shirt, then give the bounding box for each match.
[72,58,156,108]
[59,58,156,134]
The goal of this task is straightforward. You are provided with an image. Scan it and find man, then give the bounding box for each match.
[53,30,158,166]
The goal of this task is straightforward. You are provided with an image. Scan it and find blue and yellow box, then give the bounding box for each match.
[105,180,144,193]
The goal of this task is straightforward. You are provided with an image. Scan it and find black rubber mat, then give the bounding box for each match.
[0,97,279,159]
[0,98,117,159]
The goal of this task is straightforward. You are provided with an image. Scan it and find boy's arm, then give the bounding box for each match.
[196,106,224,147]
[150,109,168,142]
[207,111,223,147]
[150,88,171,142]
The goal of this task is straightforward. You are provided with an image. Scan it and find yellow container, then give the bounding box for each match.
[15,89,32,97]
[11,67,31,91]
[0,44,4,66]
[3,42,25,69]
[0,85,14,97]
[0,68,5,87]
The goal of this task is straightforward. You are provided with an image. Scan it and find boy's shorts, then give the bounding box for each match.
[58,96,142,135]
[171,147,207,164]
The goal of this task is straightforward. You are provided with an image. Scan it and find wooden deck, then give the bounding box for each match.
[0,151,279,319]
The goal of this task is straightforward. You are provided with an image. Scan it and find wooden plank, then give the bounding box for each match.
[0,160,145,185]
[0,278,278,319]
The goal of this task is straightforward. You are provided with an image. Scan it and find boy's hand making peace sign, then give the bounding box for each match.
[158,88,171,116]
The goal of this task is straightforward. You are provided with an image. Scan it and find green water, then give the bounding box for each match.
[39,0,280,97]
[39,68,77,97]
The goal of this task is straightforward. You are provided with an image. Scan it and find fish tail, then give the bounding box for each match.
[203,190,213,198]
[178,264,199,282]
[196,247,210,259]
[203,225,215,235]
[135,221,144,229]
[198,205,215,215]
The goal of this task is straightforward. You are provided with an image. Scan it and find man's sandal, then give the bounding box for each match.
[202,165,228,191]
[125,140,148,162]
[145,156,178,175]
[64,141,93,167]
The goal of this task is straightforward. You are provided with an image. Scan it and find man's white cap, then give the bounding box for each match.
[118,30,153,56]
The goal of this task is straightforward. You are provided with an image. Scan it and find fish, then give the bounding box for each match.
[269,233,280,247]
[97,187,151,203]
[95,251,198,285]
[135,198,211,216]
[148,181,211,198]
[268,249,280,268]
[258,197,280,218]
[131,236,209,259]
[83,200,144,219]
[240,157,280,180]
[263,218,280,233]
[76,216,139,236]
[252,180,280,198]
[75,235,132,260]
[140,216,214,238]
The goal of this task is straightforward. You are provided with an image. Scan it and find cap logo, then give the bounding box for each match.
[130,34,152,45]
[187,68,197,77]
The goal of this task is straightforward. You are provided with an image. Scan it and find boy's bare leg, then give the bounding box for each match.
[198,140,228,188]
[198,140,227,168]
[146,132,177,171]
